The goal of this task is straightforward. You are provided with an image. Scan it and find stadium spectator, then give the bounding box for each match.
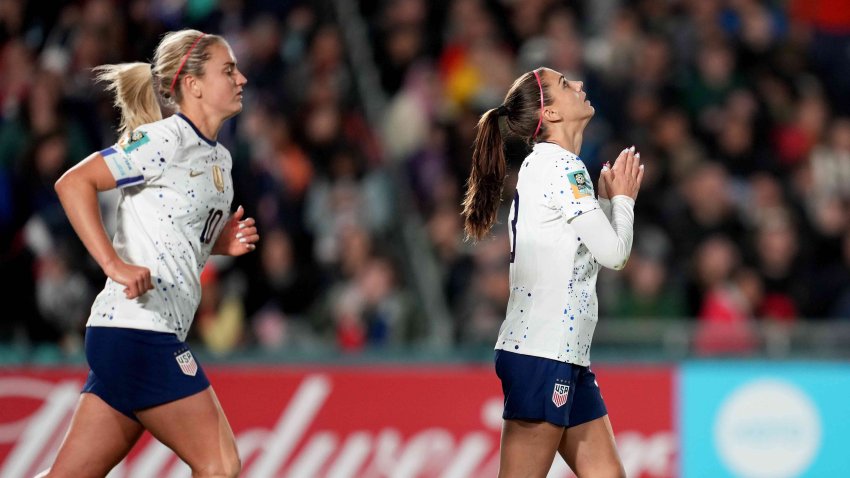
[2,0,850,359]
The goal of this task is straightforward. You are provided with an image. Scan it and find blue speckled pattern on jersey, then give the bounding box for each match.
[495,142,601,366]
[90,114,234,341]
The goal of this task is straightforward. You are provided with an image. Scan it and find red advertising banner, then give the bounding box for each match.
[0,365,675,477]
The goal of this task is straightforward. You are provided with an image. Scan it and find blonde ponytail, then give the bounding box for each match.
[94,62,161,137]
[94,30,228,138]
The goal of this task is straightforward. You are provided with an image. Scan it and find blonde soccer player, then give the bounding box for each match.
[40,30,257,478]
[462,67,643,478]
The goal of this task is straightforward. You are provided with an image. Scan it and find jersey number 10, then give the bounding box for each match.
[201,208,224,244]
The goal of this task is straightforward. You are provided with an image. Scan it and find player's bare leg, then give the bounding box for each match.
[36,393,144,478]
[558,415,625,478]
[136,386,240,478]
[498,419,564,478]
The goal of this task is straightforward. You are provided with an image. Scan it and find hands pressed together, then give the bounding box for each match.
[106,205,260,300]
[598,145,644,201]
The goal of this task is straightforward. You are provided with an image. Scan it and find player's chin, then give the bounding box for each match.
[225,102,244,118]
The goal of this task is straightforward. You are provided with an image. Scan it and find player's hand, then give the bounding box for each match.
[212,205,259,256]
[602,145,644,200]
[598,161,611,199]
[103,260,153,299]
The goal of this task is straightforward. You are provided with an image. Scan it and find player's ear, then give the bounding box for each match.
[543,105,562,124]
[185,75,202,98]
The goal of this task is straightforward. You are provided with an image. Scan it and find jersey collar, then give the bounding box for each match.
[175,113,217,147]
[533,141,580,160]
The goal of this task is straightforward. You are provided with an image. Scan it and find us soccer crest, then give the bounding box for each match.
[175,350,198,376]
[568,171,593,199]
[552,382,570,408]
[212,165,225,192]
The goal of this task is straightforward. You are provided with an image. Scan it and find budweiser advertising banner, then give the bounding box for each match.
[0,365,675,477]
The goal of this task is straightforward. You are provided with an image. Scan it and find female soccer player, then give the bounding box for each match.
[462,67,643,477]
[40,30,255,478]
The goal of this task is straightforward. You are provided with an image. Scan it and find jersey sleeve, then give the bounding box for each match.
[100,125,176,189]
[571,196,635,270]
[548,156,600,221]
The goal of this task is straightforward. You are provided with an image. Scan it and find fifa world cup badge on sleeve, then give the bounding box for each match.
[568,171,593,199]
[120,130,150,153]
[175,350,198,376]
[552,381,570,408]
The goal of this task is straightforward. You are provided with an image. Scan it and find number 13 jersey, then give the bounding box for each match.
[88,113,234,341]
[495,142,601,366]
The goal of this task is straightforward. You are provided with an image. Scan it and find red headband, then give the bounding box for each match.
[532,70,544,139]
[169,33,206,94]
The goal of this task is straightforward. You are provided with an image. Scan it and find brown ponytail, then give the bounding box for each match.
[462,108,506,241]
[461,68,552,241]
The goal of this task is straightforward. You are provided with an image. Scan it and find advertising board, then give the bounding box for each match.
[0,365,674,477]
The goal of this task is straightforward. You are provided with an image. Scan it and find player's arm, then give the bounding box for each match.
[571,200,634,270]
[571,147,643,270]
[598,198,613,222]
[55,152,153,299]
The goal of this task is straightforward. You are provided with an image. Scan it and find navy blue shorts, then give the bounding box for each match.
[82,326,210,421]
[495,350,607,428]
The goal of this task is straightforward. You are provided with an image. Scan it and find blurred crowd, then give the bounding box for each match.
[1,0,849,357]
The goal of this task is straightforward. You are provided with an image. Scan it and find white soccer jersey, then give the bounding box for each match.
[87,113,234,341]
[495,142,606,366]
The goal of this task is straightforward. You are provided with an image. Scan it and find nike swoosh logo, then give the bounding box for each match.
[189,170,204,177]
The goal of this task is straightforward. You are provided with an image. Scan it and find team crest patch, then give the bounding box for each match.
[120,130,150,153]
[175,350,198,376]
[567,171,593,199]
[212,165,225,192]
[552,382,570,408]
